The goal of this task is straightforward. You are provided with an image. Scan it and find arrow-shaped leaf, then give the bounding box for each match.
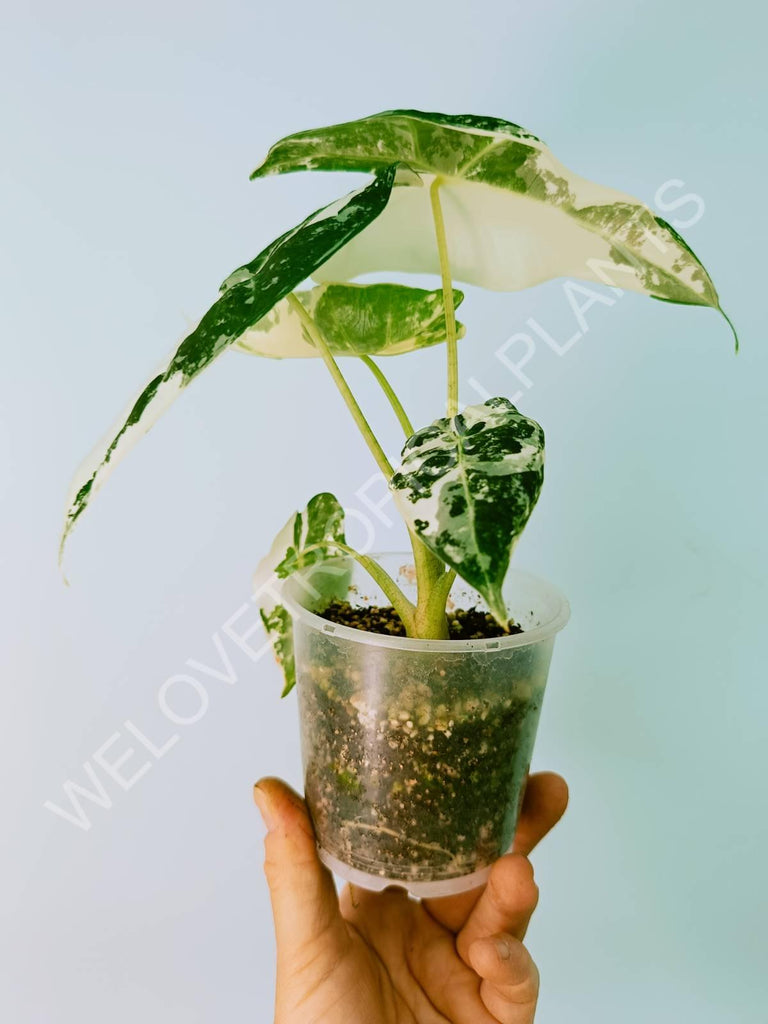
[252,110,734,338]
[273,491,347,578]
[390,397,544,623]
[234,282,465,358]
[60,168,398,562]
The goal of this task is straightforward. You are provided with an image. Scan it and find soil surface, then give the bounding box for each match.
[319,600,524,640]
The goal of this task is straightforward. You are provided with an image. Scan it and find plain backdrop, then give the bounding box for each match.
[1,1,766,1021]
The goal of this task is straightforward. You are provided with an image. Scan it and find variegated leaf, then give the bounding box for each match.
[60,168,398,561]
[234,282,465,358]
[252,110,735,340]
[274,491,347,578]
[390,398,544,623]
[259,605,296,697]
[253,493,349,696]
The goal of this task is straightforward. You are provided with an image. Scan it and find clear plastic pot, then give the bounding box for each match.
[284,553,569,898]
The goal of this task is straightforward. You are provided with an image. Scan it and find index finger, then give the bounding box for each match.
[512,771,569,856]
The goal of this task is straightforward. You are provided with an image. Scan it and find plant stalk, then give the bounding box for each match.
[360,355,414,437]
[335,544,417,634]
[287,293,452,640]
[357,356,446,629]
[429,176,460,418]
[412,558,455,639]
[287,293,394,479]
[295,542,417,635]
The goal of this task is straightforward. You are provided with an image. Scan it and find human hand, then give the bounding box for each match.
[253,772,568,1024]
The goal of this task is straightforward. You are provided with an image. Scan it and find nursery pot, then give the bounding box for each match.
[284,553,569,899]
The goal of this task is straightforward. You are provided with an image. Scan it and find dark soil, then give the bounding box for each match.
[319,600,524,640]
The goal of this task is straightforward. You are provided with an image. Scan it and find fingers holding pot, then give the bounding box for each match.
[468,932,539,1024]
[456,854,539,963]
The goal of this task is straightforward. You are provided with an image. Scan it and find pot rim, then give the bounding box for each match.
[284,555,570,653]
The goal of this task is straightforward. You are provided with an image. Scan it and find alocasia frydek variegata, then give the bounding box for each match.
[62,110,735,691]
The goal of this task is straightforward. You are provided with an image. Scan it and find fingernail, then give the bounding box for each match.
[495,937,511,960]
[253,783,276,831]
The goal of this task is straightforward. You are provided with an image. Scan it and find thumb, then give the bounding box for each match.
[253,777,346,965]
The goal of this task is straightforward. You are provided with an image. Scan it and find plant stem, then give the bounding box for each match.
[404,532,444,635]
[429,176,460,418]
[341,538,451,640]
[416,567,456,636]
[293,542,417,634]
[286,294,451,639]
[334,543,416,634]
[417,176,461,638]
[356,356,445,626]
[287,293,394,479]
[360,355,414,437]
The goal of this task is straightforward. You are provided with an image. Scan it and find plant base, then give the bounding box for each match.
[285,556,570,895]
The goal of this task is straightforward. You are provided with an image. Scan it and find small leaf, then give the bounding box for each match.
[234,282,465,358]
[390,398,544,623]
[60,168,398,562]
[275,492,347,577]
[259,605,296,698]
[253,493,350,696]
[252,110,735,340]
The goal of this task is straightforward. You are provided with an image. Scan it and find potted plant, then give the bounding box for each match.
[61,110,734,898]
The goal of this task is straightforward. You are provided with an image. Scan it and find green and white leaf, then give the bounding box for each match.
[253,492,350,696]
[253,109,734,338]
[234,282,465,358]
[273,491,347,578]
[390,397,544,624]
[259,605,296,698]
[60,168,398,562]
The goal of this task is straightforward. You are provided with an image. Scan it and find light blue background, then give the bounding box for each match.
[1,1,766,1021]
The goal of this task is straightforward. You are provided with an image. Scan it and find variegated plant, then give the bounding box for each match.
[62,109,735,693]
